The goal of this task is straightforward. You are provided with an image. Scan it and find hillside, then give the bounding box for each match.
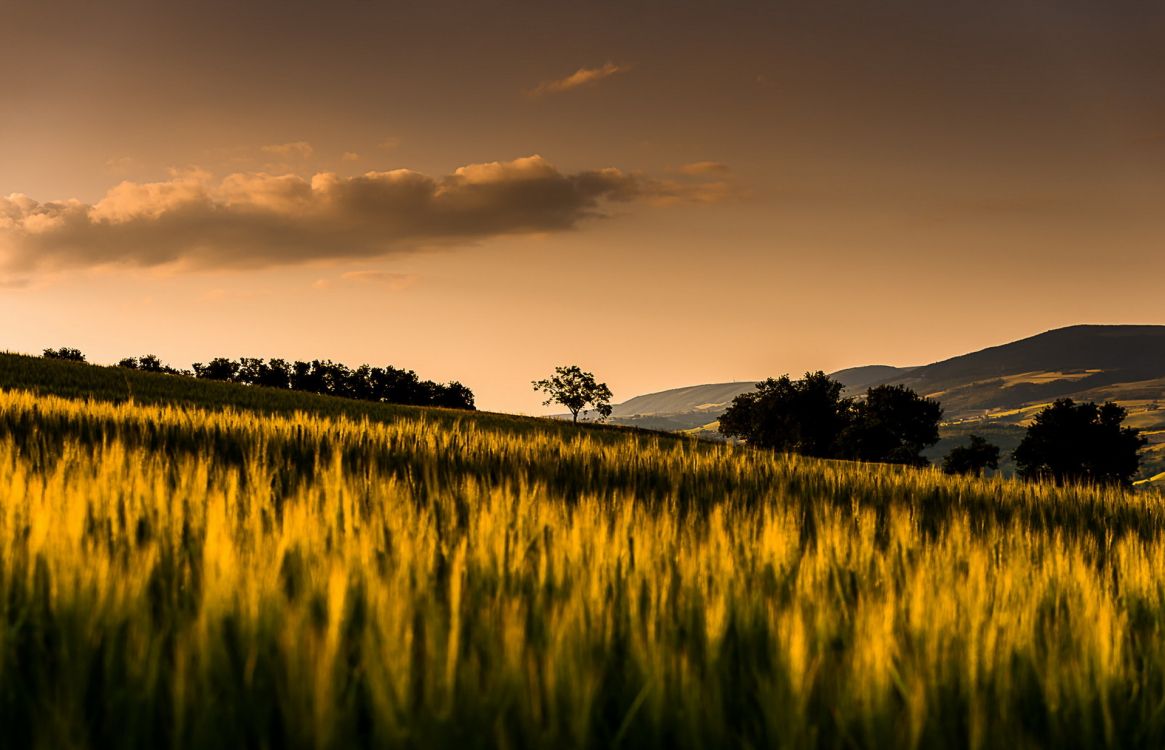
[610,325,1165,482]
[0,351,662,445]
[875,325,1165,416]
[608,365,917,432]
[4,374,1165,746]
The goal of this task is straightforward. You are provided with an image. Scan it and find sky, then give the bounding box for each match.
[2,0,1164,413]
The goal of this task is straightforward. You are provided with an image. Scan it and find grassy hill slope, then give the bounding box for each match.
[878,325,1165,416]
[0,351,666,445]
[2,369,1165,746]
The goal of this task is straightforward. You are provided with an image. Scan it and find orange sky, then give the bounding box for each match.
[3,1,1164,412]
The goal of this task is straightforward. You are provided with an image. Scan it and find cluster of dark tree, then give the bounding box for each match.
[941,435,1000,476]
[189,357,475,409]
[117,354,188,375]
[42,347,475,410]
[718,372,943,466]
[1012,399,1146,487]
[42,347,87,362]
[720,373,1147,488]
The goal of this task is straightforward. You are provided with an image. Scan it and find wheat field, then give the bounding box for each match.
[1,388,1164,748]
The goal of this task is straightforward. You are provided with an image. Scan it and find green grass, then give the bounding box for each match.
[3,356,1165,748]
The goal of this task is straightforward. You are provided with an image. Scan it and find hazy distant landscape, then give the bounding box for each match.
[605,326,1165,485]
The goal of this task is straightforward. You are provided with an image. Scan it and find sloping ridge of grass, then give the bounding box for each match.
[0,351,677,444]
[4,362,1165,747]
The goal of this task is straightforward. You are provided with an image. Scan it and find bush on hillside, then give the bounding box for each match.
[943,434,1001,476]
[1014,399,1145,487]
[42,347,86,362]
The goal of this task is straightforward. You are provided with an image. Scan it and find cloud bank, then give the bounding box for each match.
[531,63,630,96]
[0,155,721,272]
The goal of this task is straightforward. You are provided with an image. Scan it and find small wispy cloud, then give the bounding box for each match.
[260,141,314,159]
[378,137,401,151]
[0,275,30,289]
[530,62,630,96]
[104,156,143,176]
[677,161,731,176]
[315,270,420,291]
[341,152,361,162]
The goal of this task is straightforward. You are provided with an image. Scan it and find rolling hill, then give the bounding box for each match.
[609,325,1165,482]
[4,353,1165,746]
[608,365,917,432]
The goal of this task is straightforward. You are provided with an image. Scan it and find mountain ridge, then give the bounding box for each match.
[607,325,1165,481]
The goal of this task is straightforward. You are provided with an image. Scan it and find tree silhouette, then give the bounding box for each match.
[187,355,474,409]
[720,374,943,465]
[842,384,943,466]
[718,372,852,457]
[192,358,241,381]
[1014,399,1146,487]
[136,355,165,373]
[942,434,1000,476]
[42,347,85,362]
[117,355,184,374]
[533,365,613,423]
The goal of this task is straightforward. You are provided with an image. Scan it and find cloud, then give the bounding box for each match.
[315,270,419,291]
[0,155,726,272]
[341,152,361,162]
[105,156,144,176]
[378,137,401,151]
[340,270,418,286]
[530,62,630,96]
[677,161,730,176]
[648,179,738,206]
[0,275,30,289]
[260,141,314,159]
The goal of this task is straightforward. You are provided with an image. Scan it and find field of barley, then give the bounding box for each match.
[2,380,1165,748]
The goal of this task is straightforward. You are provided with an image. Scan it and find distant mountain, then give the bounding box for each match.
[868,325,1165,417]
[607,366,917,432]
[610,382,754,423]
[609,325,1165,482]
[829,365,919,392]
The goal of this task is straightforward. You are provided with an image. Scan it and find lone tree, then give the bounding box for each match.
[533,365,613,423]
[718,371,853,457]
[943,434,1000,476]
[1014,398,1146,487]
[842,384,943,466]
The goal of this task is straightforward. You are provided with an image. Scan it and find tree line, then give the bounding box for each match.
[715,371,1148,488]
[42,347,475,410]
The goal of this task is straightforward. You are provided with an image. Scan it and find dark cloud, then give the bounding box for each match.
[0,156,722,272]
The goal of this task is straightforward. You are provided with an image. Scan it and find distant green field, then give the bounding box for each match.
[2,354,1165,747]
